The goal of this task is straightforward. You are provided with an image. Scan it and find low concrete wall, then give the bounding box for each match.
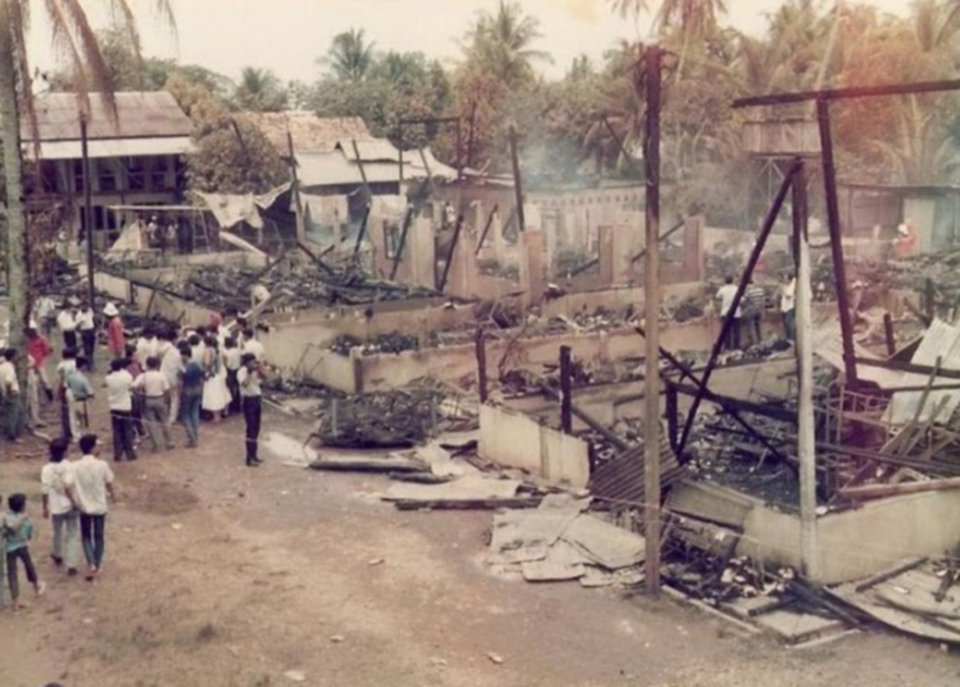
[479,404,590,488]
[671,480,960,584]
[94,271,214,326]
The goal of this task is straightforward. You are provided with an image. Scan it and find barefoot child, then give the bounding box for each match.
[3,493,46,609]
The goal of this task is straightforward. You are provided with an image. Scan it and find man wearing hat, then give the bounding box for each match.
[104,303,125,361]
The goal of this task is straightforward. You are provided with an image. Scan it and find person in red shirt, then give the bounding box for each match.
[893,221,917,259]
[25,327,54,402]
[104,303,125,360]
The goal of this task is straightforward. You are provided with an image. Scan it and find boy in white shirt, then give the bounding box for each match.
[41,436,80,576]
[65,434,116,580]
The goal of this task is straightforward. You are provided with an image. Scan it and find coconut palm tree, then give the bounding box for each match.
[609,0,727,82]
[464,0,550,88]
[0,0,173,391]
[235,67,287,111]
[324,28,375,82]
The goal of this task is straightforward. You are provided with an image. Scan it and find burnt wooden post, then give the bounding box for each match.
[466,101,478,169]
[389,204,415,280]
[509,125,525,233]
[665,381,678,453]
[677,159,801,455]
[559,345,573,434]
[883,312,896,356]
[352,203,371,258]
[816,98,858,387]
[475,203,499,256]
[438,213,464,292]
[475,326,488,403]
[80,114,95,309]
[643,44,663,596]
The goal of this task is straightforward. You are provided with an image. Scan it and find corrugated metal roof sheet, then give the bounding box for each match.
[238,111,369,154]
[33,135,194,160]
[885,319,960,424]
[588,436,684,505]
[297,148,457,189]
[338,137,401,162]
[24,91,192,141]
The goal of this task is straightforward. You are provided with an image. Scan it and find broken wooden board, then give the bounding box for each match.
[309,453,428,473]
[394,497,542,511]
[560,514,646,570]
[382,475,521,503]
[827,559,960,643]
[753,610,846,645]
[488,495,590,565]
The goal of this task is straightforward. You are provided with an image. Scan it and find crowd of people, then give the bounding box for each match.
[0,299,270,611]
[715,273,796,352]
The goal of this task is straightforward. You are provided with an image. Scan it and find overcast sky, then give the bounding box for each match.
[27,0,914,86]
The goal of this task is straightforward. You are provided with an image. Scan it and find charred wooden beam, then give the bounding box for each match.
[732,78,960,108]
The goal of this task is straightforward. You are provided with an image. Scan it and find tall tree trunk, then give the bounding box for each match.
[0,15,29,392]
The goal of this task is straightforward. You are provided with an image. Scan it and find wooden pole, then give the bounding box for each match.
[438,213,464,292]
[643,45,662,596]
[397,123,404,185]
[474,203,499,256]
[795,161,820,582]
[466,101,478,170]
[839,476,960,500]
[817,99,858,387]
[287,131,305,244]
[559,345,573,434]
[883,312,896,356]
[80,113,95,309]
[509,126,525,233]
[475,327,488,403]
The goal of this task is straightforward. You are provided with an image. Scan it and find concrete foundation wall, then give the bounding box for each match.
[94,271,213,326]
[479,404,590,488]
[739,490,960,584]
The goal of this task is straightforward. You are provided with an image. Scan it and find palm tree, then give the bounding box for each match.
[609,0,727,82]
[0,0,173,390]
[324,28,375,82]
[465,0,550,87]
[235,67,287,111]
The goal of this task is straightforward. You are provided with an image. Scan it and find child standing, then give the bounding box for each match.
[3,493,46,610]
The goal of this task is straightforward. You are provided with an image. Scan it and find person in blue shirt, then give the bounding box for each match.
[179,343,206,448]
[3,493,46,610]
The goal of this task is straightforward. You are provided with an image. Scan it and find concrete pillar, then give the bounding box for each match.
[408,217,436,290]
[446,227,477,298]
[683,214,705,282]
[521,229,545,306]
[611,224,636,285]
[597,224,614,286]
[492,208,506,264]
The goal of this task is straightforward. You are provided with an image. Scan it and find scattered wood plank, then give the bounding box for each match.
[838,476,960,501]
[388,472,456,485]
[853,557,927,593]
[393,497,543,511]
[308,455,428,473]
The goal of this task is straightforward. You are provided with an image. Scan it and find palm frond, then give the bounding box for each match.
[107,0,144,88]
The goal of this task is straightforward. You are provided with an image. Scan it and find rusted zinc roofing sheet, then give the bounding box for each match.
[23,91,192,141]
[588,435,684,505]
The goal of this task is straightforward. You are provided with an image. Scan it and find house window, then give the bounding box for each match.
[384,220,401,259]
[127,157,146,191]
[73,159,84,192]
[98,161,117,192]
[151,157,168,190]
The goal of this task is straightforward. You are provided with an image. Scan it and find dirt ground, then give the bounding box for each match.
[2,384,960,687]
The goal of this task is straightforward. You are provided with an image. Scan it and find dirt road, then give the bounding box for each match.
[1,401,958,687]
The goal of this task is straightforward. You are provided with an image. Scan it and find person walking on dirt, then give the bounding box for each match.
[41,436,80,577]
[238,352,264,467]
[105,358,138,462]
[65,434,116,581]
[179,344,205,448]
[3,493,47,610]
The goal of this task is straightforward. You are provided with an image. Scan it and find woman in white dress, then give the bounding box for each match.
[201,336,231,421]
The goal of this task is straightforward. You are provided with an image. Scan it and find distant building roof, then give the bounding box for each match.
[24,91,192,142]
[297,143,456,190]
[238,111,370,154]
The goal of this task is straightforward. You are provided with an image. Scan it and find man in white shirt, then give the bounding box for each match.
[132,355,175,452]
[780,273,797,342]
[241,328,264,361]
[1,347,24,442]
[105,358,137,462]
[238,352,264,467]
[75,302,96,371]
[57,304,78,351]
[41,436,80,575]
[65,433,115,580]
[34,294,57,338]
[135,326,158,368]
[715,276,742,351]
[159,329,183,427]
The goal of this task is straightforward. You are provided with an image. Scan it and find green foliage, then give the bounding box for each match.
[234,67,287,112]
[166,73,288,194]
